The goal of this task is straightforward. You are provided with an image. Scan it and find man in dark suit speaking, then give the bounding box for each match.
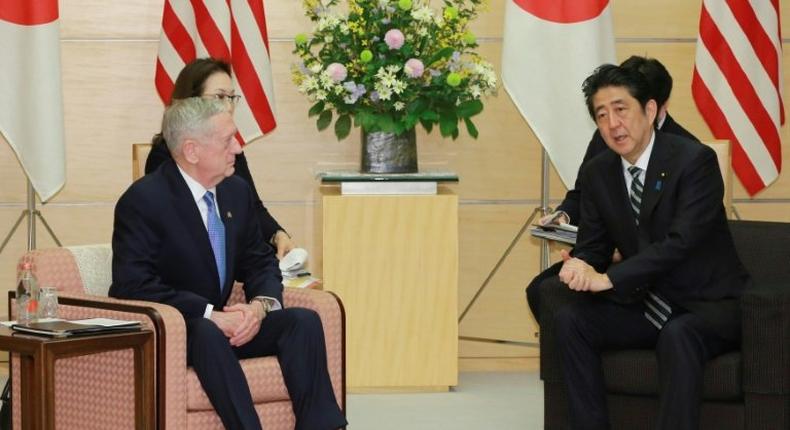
[553,65,749,429]
[110,97,346,430]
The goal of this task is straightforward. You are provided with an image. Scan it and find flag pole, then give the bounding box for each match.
[0,179,61,254]
[458,147,551,343]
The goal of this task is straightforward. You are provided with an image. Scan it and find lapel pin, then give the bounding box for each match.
[226,211,232,219]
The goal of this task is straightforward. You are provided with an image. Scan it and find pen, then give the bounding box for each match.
[297,272,312,277]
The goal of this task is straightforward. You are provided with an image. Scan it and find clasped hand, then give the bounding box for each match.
[210,302,266,347]
[558,249,613,292]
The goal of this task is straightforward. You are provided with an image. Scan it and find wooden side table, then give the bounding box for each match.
[0,327,154,430]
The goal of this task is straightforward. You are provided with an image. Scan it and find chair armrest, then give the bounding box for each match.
[283,287,346,410]
[52,292,189,429]
[741,282,790,395]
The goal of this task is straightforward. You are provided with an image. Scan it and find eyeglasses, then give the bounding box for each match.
[207,93,242,104]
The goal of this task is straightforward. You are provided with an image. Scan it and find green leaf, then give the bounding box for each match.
[317,110,333,131]
[421,110,440,121]
[456,99,484,118]
[376,114,395,132]
[407,99,426,115]
[404,113,420,130]
[420,118,434,134]
[308,101,325,117]
[427,47,455,66]
[335,114,352,140]
[464,117,479,139]
[439,111,458,138]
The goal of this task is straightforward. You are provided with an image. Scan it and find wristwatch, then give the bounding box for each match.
[250,297,273,315]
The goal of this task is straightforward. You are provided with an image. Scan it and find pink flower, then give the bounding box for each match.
[384,29,405,50]
[404,58,425,78]
[326,63,348,82]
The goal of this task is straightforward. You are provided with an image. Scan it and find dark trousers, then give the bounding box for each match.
[526,261,563,322]
[186,307,347,430]
[553,293,737,430]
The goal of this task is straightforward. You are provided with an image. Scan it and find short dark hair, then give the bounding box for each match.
[582,64,652,120]
[620,55,672,108]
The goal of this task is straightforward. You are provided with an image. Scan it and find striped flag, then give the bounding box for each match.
[692,0,784,196]
[0,0,66,202]
[155,0,277,145]
[501,0,616,188]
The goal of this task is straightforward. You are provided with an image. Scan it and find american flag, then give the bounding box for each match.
[155,0,277,145]
[692,0,784,196]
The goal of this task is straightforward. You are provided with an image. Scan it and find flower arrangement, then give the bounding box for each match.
[292,0,497,140]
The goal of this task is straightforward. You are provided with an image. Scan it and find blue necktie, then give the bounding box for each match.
[628,166,672,329]
[203,191,226,291]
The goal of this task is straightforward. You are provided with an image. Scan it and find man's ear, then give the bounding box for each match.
[645,99,658,126]
[182,139,200,164]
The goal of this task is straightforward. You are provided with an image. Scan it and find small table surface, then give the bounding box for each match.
[0,325,155,430]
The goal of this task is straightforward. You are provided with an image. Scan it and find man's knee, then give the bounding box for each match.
[284,307,323,332]
[186,318,230,364]
[656,317,706,361]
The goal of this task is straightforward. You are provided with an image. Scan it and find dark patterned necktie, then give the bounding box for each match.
[628,166,672,329]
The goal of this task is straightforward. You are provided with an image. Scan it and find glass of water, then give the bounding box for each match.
[39,287,58,319]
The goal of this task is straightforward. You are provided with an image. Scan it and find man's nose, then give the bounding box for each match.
[231,139,242,154]
[607,112,620,129]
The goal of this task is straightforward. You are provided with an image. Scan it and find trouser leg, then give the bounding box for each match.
[655,313,737,430]
[186,317,261,430]
[236,307,347,430]
[554,297,657,430]
[526,261,563,323]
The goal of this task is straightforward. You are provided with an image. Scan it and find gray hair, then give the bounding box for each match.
[162,97,231,154]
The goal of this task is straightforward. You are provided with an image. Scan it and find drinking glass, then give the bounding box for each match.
[39,287,58,319]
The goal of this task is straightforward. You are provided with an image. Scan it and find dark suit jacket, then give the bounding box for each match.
[146,138,285,241]
[574,131,749,339]
[557,113,698,223]
[110,159,283,319]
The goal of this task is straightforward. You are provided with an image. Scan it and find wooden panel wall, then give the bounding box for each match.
[1,1,789,361]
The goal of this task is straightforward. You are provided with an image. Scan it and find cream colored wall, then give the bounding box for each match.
[1,1,789,361]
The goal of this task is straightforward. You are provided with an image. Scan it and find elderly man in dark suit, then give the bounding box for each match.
[552,65,748,430]
[109,97,346,430]
[527,56,699,322]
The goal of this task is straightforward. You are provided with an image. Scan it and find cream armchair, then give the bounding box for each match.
[11,244,345,429]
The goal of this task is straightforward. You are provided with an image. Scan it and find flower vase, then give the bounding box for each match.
[360,128,418,174]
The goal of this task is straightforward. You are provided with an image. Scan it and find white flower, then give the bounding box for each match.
[309,63,323,74]
[317,15,341,32]
[375,85,393,100]
[315,90,328,100]
[411,7,434,22]
[394,101,406,111]
[298,76,320,93]
[391,80,406,94]
[386,64,401,73]
[469,84,481,98]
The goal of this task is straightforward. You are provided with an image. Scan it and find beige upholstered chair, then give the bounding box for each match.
[11,245,346,429]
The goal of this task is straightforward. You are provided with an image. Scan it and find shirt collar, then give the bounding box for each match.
[176,164,217,205]
[621,130,656,173]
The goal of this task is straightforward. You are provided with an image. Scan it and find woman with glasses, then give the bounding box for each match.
[145,57,296,259]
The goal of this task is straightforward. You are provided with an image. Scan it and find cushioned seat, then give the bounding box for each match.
[538,220,790,429]
[10,244,346,429]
